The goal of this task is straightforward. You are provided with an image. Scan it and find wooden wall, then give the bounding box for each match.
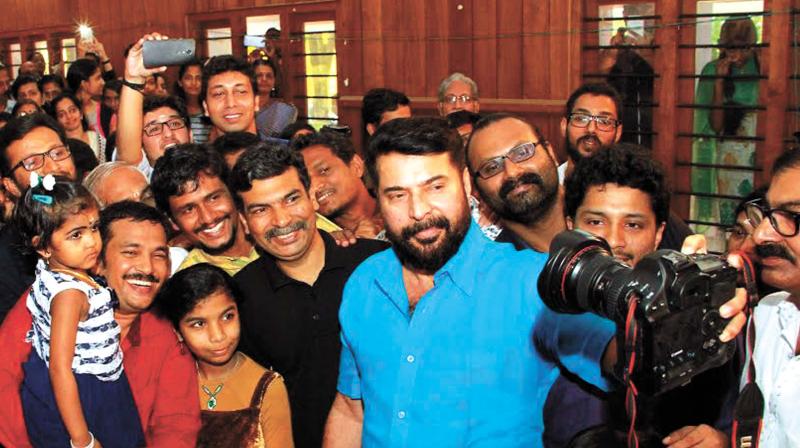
[336,0,584,155]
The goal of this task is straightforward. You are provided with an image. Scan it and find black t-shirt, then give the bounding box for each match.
[233,232,388,448]
[0,223,36,325]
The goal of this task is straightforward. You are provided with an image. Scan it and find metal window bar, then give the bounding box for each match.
[289,30,336,37]
[291,52,337,57]
[583,72,660,79]
[679,43,769,49]
[294,74,337,78]
[684,219,731,229]
[583,15,661,22]
[298,116,337,121]
[678,11,768,19]
[679,74,767,80]
[294,95,339,99]
[583,44,660,50]
[677,132,764,141]
[675,161,762,172]
[677,103,766,110]
[675,191,747,201]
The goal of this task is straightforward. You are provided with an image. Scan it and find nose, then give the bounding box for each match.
[585,118,599,133]
[503,157,524,178]
[208,321,226,343]
[752,215,780,245]
[408,191,432,221]
[161,123,174,139]
[225,92,236,108]
[272,205,292,228]
[606,223,625,250]
[41,153,60,175]
[198,203,215,226]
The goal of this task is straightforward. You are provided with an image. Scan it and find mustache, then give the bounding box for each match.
[401,215,450,241]
[755,243,796,262]
[577,134,601,146]
[194,216,228,234]
[123,272,160,283]
[266,220,307,239]
[499,172,544,199]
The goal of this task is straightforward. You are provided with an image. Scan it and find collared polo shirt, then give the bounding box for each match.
[233,231,387,448]
[337,222,615,447]
[178,245,260,277]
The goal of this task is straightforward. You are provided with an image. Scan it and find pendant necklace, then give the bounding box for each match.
[199,352,242,410]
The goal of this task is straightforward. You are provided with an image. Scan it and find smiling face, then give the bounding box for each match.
[178,288,240,367]
[561,93,622,162]
[54,97,84,133]
[40,204,101,272]
[100,218,170,313]
[239,167,319,262]
[179,65,203,98]
[2,126,76,199]
[18,81,43,106]
[141,107,191,164]
[254,64,276,97]
[203,71,257,134]
[168,172,241,255]
[94,166,151,207]
[299,144,364,219]
[568,183,664,267]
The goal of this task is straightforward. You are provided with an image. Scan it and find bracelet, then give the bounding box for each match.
[121,78,146,93]
[70,431,95,448]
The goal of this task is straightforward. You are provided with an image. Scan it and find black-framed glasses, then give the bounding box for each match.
[567,113,619,132]
[143,118,187,137]
[475,142,540,179]
[744,199,800,237]
[442,94,476,105]
[8,145,71,174]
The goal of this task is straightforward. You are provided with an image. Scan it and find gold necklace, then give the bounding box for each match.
[199,352,243,410]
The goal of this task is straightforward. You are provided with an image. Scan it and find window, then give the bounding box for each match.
[10,43,21,78]
[34,40,49,75]
[299,20,337,129]
[61,38,77,74]
[788,10,800,153]
[245,15,280,55]
[206,27,232,58]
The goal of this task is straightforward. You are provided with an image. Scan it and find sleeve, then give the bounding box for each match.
[259,374,295,448]
[146,339,202,447]
[0,292,34,448]
[534,306,617,392]
[692,61,717,135]
[336,279,362,399]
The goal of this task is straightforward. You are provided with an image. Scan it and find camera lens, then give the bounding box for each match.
[537,230,630,318]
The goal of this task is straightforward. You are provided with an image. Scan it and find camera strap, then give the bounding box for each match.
[731,253,763,448]
[623,292,641,448]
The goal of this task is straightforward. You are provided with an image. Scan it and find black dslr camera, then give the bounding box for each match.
[537,230,737,396]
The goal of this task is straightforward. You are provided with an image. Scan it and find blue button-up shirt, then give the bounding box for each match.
[337,222,616,447]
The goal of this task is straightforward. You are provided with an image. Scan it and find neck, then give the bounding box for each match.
[788,293,800,309]
[216,120,256,136]
[113,307,140,341]
[276,229,325,285]
[259,95,271,109]
[401,265,435,311]
[501,188,567,253]
[565,159,576,180]
[215,229,253,258]
[185,97,202,113]
[198,351,241,381]
[66,128,85,140]
[334,190,379,233]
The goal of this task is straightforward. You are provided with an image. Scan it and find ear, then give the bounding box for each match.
[654,221,666,250]
[461,167,472,199]
[437,102,445,117]
[366,123,377,136]
[545,142,559,165]
[33,236,50,259]
[238,212,250,235]
[172,327,184,342]
[560,116,568,138]
[566,216,574,230]
[473,100,480,113]
[349,154,365,178]
[202,100,209,117]
[2,176,21,200]
[614,122,624,144]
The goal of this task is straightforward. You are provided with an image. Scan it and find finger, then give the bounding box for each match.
[719,286,746,318]
[664,426,706,448]
[663,426,695,445]
[719,312,746,343]
[680,234,707,255]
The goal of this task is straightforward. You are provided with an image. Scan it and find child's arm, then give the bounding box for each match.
[49,289,96,448]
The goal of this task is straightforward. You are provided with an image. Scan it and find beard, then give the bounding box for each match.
[478,170,559,226]
[197,215,239,256]
[565,134,603,163]
[385,207,471,275]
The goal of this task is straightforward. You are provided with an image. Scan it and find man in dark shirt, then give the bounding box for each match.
[0,113,77,323]
[229,143,386,448]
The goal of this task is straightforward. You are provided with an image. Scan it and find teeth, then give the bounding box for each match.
[202,221,224,235]
[128,279,153,287]
[164,143,177,150]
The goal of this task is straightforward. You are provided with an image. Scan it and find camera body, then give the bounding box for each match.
[538,230,737,395]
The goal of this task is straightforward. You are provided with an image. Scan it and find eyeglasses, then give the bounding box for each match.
[442,94,476,105]
[567,113,620,132]
[8,145,71,174]
[143,118,186,137]
[475,142,540,179]
[744,199,800,237]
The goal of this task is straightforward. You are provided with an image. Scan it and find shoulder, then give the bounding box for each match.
[346,246,395,282]
[336,237,391,266]
[233,256,270,285]
[139,311,182,340]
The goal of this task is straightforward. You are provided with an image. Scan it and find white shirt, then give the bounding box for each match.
[742,291,800,448]
[111,147,153,181]
[558,162,567,185]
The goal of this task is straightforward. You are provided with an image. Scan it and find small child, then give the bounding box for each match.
[156,263,294,448]
[15,174,143,448]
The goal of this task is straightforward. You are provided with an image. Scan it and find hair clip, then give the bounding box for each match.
[32,194,53,205]
[29,173,56,191]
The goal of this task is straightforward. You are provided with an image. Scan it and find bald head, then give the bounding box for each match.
[84,162,152,208]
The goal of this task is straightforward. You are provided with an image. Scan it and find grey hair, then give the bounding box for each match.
[437,72,479,102]
[83,161,145,207]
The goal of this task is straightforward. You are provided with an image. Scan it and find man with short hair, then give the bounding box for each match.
[0,64,14,113]
[212,130,260,169]
[38,74,65,105]
[361,88,411,136]
[437,72,480,117]
[0,113,78,322]
[0,201,201,447]
[230,143,386,448]
[151,143,257,276]
[83,161,152,208]
[292,131,382,237]
[202,55,258,136]
[11,75,43,106]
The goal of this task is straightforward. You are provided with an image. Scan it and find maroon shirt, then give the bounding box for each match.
[0,293,201,447]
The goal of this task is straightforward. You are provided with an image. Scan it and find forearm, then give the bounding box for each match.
[50,365,91,445]
[710,80,726,134]
[322,394,363,448]
[117,82,145,165]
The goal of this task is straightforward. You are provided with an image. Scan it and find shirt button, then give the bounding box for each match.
[397,411,406,419]
[312,314,320,321]
[406,355,415,363]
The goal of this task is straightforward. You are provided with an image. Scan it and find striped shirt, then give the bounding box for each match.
[189,114,212,144]
[26,260,123,381]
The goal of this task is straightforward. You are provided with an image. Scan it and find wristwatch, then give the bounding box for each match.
[121,79,145,93]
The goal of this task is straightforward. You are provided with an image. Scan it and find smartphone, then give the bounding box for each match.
[78,25,94,42]
[142,39,196,68]
[244,35,265,48]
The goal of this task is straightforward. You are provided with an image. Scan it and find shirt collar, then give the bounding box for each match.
[777,298,800,351]
[259,230,346,289]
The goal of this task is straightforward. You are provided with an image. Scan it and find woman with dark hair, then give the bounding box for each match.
[175,59,212,143]
[11,99,41,117]
[253,58,297,139]
[50,93,106,162]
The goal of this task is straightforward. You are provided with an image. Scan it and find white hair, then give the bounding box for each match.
[437,72,479,102]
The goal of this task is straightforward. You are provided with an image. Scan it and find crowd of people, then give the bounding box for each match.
[0,21,795,448]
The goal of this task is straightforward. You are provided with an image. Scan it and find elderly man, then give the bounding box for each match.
[83,161,152,207]
[0,201,201,447]
[437,72,480,117]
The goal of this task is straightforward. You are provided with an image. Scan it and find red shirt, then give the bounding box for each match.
[0,293,201,447]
